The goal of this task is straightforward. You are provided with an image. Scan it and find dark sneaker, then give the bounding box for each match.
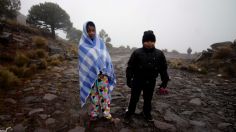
[142,112,154,122]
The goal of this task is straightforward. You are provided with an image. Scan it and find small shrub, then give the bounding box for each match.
[0,68,20,89]
[14,53,30,67]
[168,59,183,69]
[29,64,37,73]
[50,59,61,66]
[26,50,38,59]
[38,59,47,69]
[36,49,47,58]
[33,36,48,49]
[9,64,37,78]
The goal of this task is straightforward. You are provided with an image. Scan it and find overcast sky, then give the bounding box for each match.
[20,0,236,53]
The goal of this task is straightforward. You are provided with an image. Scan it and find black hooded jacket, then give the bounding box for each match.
[126,47,169,87]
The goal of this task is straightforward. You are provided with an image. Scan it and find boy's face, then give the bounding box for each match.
[143,41,155,49]
[87,26,96,39]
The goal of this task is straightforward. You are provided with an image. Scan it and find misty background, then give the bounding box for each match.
[20,0,236,53]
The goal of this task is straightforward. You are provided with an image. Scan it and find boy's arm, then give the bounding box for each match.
[126,51,136,87]
[159,52,170,88]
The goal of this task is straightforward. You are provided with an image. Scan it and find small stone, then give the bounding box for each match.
[4,98,17,104]
[39,114,48,120]
[43,93,57,101]
[22,96,37,103]
[34,128,50,132]
[13,124,25,132]
[28,108,44,116]
[53,110,64,115]
[217,122,232,130]
[45,118,56,126]
[0,115,11,121]
[164,110,189,128]
[23,87,35,92]
[119,128,132,132]
[190,120,206,127]
[154,120,176,132]
[181,110,195,115]
[189,98,202,106]
[68,126,85,132]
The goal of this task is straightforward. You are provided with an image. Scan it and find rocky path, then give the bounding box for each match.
[0,54,236,132]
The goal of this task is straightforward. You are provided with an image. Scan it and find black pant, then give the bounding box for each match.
[127,78,156,115]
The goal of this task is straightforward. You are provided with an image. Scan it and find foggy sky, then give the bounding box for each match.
[20,0,236,53]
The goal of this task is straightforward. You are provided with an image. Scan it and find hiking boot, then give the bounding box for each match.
[142,112,154,122]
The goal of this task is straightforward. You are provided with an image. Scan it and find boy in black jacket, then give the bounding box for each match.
[125,30,169,122]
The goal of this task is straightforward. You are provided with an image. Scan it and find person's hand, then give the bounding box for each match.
[127,78,133,88]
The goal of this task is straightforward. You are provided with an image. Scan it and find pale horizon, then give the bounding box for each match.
[20,0,236,53]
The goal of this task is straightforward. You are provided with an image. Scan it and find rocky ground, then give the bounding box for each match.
[0,53,236,132]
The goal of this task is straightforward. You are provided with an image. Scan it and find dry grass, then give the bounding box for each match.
[26,50,38,59]
[0,68,20,89]
[32,36,48,49]
[38,59,47,69]
[8,65,35,78]
[49,59,62,66]
[168,59,183,69]
[36,49,48,58]
[14,52,30,67]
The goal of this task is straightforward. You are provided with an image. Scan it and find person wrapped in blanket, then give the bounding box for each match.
[124,30,170,122]
[78,21,116,121]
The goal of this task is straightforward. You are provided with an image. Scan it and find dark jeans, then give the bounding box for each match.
[127,78,156,115]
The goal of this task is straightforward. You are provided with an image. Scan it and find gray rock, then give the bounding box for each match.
[189,98,202,106]
[53,110,64,115]
[119,128,132,132]
[0,115,11,121]
[50,54,61,60]
[4,98,17,104]
[181,110,195,115]
[164,110,189,128]
[154,102,170,114]
[21,96,37,103]
[111,107,121,114]
[23,87,35,92]
[211,41,233,50]
[0,32,13,44]
[154,120,176,132]
[31,79,42,83]
[190,120,206,127]
[217,122,232,130]
[39,114,48,120]
[13,124,25,132]
[45,118,56,126]
[43,93,57,101]
[34,128,50,132]
[68,126,85,132]
[28,108,44,116]
[48,44,64,55]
